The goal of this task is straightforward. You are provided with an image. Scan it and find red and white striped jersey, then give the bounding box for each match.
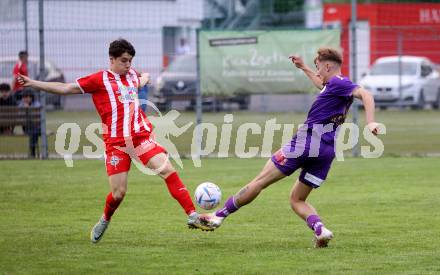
[76,69,152,143]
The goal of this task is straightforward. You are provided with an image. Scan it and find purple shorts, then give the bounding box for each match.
[271,134,335,188]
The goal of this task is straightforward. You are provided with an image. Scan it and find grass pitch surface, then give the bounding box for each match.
[1,157,440,274]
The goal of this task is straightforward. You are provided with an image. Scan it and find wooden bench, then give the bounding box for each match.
[0,106,42,133]
[0,106,43,157]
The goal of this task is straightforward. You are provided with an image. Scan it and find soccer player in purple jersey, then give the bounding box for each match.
[198,47,379,248]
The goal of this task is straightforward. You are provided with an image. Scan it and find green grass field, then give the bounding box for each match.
[1,157,440,274]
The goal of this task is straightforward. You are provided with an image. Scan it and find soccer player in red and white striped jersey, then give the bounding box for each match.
[17,39,210,243]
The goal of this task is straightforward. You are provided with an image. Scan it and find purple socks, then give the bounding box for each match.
[306,214,323,236]
[215,196,239,218]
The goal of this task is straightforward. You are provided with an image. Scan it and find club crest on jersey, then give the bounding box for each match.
[117,86,138,103]
[108,155,121,168]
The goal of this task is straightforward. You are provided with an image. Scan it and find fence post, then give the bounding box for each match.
[351,0,359,157]
[397,31,403,110]
[23,0,28,52]
[195,29,202,159]
[38,0,48,159]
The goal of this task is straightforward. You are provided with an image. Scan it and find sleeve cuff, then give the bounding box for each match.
[75,78,86,94]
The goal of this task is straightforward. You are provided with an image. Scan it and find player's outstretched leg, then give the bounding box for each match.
[164,171,196,216]
[146,152,213,231]
[202,159,285,229]
[91,173,127,243]
[290,179,333,248]
[165,173,215,230]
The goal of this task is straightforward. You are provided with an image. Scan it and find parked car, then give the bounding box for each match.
[360,56,440,109]
[0,56,66,109]
[153,54,249,111]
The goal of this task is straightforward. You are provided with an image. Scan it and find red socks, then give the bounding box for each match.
[102,172,195,221]
[103,192,122,221]
[165,172,196,215]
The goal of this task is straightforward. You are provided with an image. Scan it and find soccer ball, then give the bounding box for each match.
[194,182,222,210]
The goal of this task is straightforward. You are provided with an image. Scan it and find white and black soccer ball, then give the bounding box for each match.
[194,182,222,210]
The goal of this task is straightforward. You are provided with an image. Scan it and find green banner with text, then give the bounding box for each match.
[199,30,340,95]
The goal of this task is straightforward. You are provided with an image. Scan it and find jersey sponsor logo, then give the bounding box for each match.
[117,85,138,103]
[329,114,346,126]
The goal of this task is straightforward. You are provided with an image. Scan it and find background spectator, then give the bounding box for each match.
[18,89,41,158]
[175,38,190,56]
[0,83,16,134]
[0,83,16,106]
[11,50,29,100]
[18,89,40,108]
[138,85,149,113]
[136,71,150,112]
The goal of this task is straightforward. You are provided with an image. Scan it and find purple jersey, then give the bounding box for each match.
[271,75,358,188]
[304,75,357,144]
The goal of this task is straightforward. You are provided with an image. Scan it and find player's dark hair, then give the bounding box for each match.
[0,83,11,91]
[18,51,28,58]
[314,47,342,66]
[21,89,35,100]
[109,38,136,58]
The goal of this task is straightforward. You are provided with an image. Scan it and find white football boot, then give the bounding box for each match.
[204,213,224,229]
[187,212,215,231]
[90,215,110,243]
[314,226,333,248]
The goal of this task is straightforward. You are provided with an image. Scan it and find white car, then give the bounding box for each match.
[360,56,440,109]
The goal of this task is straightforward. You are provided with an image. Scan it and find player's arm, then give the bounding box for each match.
[352,87,379,135]
[138,72,151,87]
[289,55,323,90]
[16,73,81,95]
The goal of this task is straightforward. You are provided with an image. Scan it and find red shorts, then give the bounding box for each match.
[104,134,166,176]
